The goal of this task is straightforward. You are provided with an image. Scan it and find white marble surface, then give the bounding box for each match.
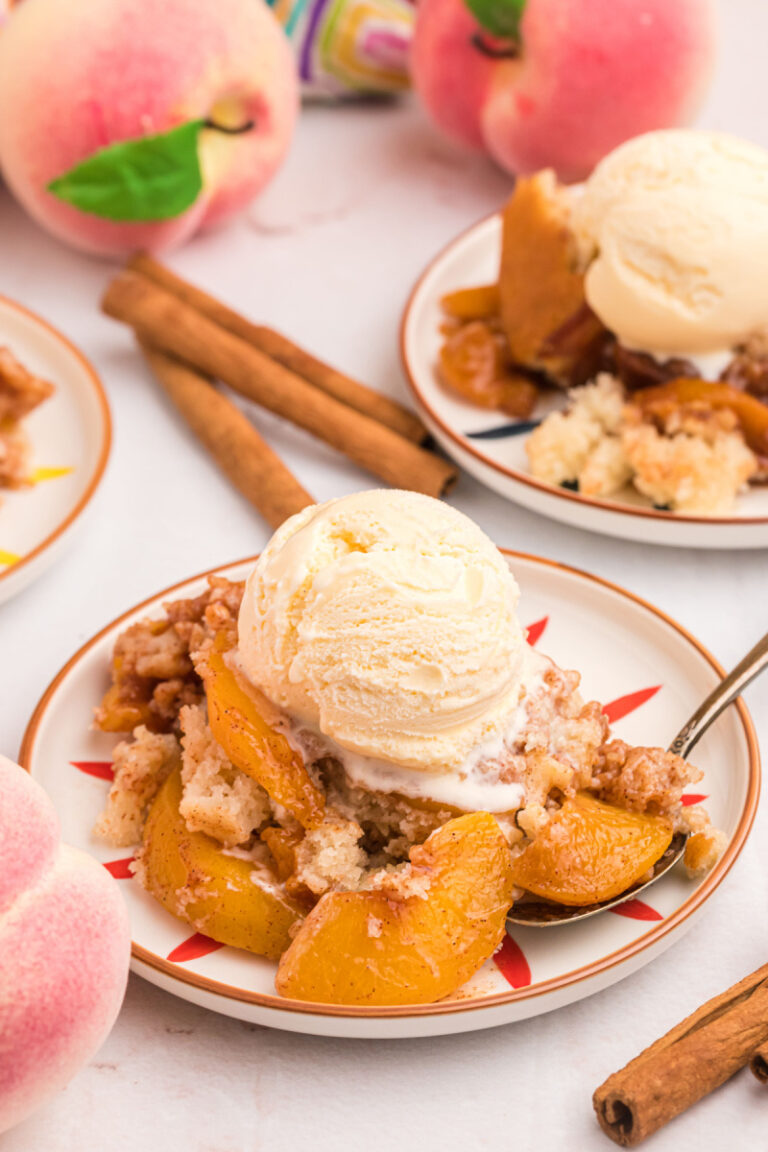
[2,2,768,1148]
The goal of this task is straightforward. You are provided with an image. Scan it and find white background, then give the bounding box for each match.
[1,1,767,1148]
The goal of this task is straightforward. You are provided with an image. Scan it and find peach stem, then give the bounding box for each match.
[470,32,519,58]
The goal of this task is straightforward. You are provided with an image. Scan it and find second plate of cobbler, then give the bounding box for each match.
[402,130,768,549]
[0,294,111,603]
[20,491,759,1038]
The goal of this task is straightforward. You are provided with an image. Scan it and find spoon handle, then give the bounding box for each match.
[669,630,768,759]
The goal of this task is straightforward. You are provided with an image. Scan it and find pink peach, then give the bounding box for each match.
[0,0,298,255]
[409,0,496,152]
[412,0,716,182]
[0,756,130,1135]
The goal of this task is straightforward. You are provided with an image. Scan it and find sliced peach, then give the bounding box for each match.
[95,679,154,733]
[140,765,304,960]
[634,378,768,456]
[440,284,500,321]
[439,320,505,397]
[261,825,317,908]
[199,637,325,830]
[96,619,179,734]
[510,792,673,906]
[261,825,302,882]
[275,811,515,1006]
[439,321,539,417]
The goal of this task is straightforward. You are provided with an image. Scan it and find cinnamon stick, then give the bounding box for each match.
[750,1041,768,1084]
[593,963,768,1146]
[102,271,457,499]
[128,252,428,445]
[139,342,313,530]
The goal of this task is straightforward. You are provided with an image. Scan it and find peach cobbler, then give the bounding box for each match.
[438,130,768,515]
[0,347,54,495]
[94,491,723,1005]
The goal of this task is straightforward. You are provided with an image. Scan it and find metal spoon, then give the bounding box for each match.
[507,630,768,927]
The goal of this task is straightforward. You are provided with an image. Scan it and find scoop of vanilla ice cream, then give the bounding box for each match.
[572,130,768,358]
[238,490,528,774]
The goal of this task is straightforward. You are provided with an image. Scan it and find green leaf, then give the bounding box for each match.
[47,119,206,222]
[464,0,526,40]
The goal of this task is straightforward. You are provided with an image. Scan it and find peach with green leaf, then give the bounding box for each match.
[411,0,716,181]
[0,0,298,255]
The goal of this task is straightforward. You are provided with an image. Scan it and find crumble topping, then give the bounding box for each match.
[0,419,31,490]
[527,375,757,513]
[178,703,272,847]
[592,740,702,817]
[683,828,728,879]
[94,577,243,734]
[93,725,181,847]
[0,347,55,493]
[0,347,54,422]
[294,818,367,897]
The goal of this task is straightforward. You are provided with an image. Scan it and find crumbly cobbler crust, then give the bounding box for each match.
[0,347,55,493]
[94,577,722,906]
[527,375,757,514]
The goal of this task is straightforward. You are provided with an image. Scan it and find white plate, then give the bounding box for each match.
[401,216,768,549]
[19,553,759,1039]
[0,295,111,604]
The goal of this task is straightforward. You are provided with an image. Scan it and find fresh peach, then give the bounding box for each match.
[412,0,716,181]
[0,756,130,1135]
[410,0,497,152]
[0,0,297,255]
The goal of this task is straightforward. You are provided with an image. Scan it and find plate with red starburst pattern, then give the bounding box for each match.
[19,551,759,1039]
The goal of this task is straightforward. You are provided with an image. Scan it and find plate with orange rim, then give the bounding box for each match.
[19,550,759,1039]
[0,294,111,605]
[400,214,768,550]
